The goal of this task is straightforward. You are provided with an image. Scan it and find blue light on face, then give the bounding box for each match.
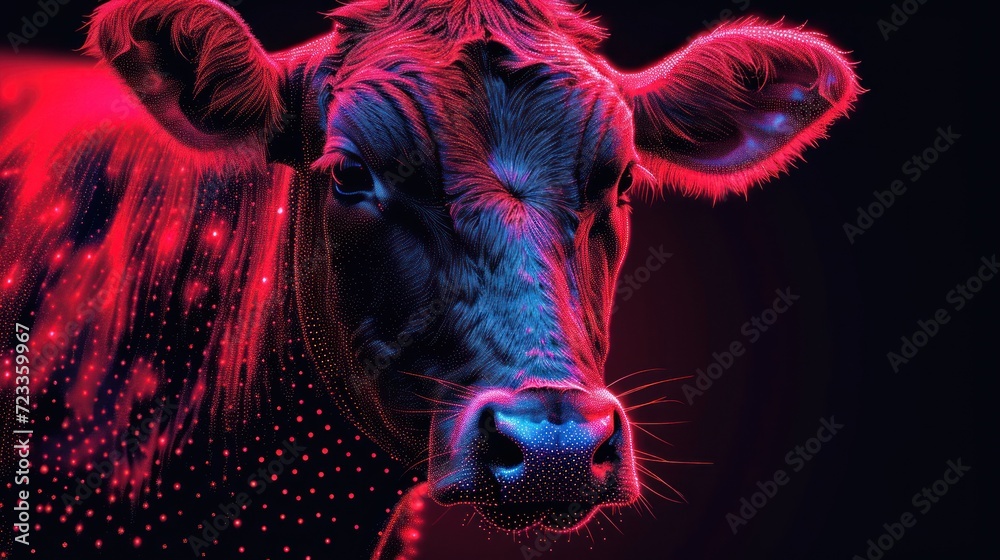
[494,463,526,483]
[790,87,805,101]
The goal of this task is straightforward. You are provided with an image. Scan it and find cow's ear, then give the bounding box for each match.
[609,20,860,200]
[84,0,283,152]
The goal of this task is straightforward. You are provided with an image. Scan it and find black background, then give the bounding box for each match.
[1,0,990,559]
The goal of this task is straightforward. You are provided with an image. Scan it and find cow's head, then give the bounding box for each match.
[87,0,858,532]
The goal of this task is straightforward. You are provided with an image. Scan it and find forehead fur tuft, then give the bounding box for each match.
[326,0,607,55]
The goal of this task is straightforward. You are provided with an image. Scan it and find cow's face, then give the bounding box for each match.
[88,0,858,532]
[299,37,641,530]
[288,32,642,530]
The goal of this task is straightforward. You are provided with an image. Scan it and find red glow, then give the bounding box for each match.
[0,55,291,494]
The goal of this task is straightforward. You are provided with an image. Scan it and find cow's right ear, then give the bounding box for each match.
[84,0,284,152]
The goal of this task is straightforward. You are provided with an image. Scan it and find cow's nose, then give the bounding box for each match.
[479,398,621,493]
[430,388,638,530]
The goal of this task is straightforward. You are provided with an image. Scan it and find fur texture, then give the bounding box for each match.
[0,0,859,551]
[83,0,284,151]
[610,19,861,200]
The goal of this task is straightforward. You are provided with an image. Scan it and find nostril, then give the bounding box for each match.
[479,409,524,469]
[593,410,624,466]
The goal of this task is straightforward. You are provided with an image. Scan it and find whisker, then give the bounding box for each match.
[625,397,685,412]
[627,501,641,519]
[629,493,648,518]
[637,463,670,486]
[638,465,688,504]
[635,449,711,465]
[616,375,694,398]
[434,467,466,486]
[409,443,431,458]
[414,393,463,409]
[430,504,452,527]
[607,367,670,389]
[402,450,452,474]
[625,496,643,519]
[398,370,474,396]
[637,456,712,466]
[635,449,671,462]
[633,423,675,447]
[598,509,624,535]
[637,493,657,518]
[640,480,685,504]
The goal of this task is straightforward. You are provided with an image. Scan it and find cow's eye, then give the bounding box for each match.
[330,157,373,196]
[618,164,635,197]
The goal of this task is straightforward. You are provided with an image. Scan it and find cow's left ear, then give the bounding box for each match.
[607,20,860,200]
[84,0,284,153]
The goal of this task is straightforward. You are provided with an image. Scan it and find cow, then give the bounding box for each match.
[0,0,858,557]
